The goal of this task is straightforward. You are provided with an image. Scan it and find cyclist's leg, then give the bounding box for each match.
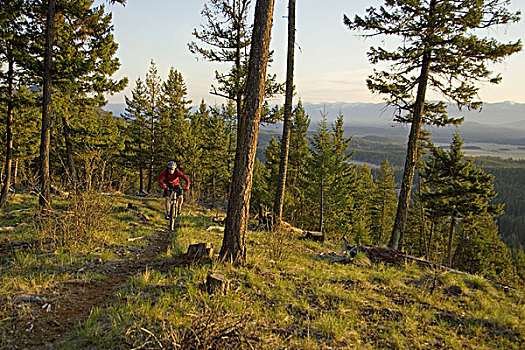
[175,186,184,214]
[163,187,171,216]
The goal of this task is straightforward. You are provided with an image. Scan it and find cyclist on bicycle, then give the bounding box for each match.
[157,161,190,219]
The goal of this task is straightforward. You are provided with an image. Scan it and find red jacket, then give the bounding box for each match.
[157,168,190,190]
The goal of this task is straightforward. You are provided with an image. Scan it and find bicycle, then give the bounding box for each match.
[168,191,180,231]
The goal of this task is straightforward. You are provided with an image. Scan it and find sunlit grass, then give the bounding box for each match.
[1,193,524,349]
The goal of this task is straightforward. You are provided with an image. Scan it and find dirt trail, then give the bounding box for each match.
[9,229,173,349]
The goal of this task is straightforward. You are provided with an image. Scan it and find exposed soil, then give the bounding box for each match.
[7,229,174,349]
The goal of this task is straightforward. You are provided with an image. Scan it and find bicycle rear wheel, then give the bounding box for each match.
[169,200,177,231]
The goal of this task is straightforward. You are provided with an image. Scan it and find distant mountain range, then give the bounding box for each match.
[106,100,525,126]
[105,101,525,147]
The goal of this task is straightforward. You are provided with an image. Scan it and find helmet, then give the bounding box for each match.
[167,161,177,169]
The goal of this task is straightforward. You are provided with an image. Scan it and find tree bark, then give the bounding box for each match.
[389,0,436,251]
[319,179,324,239]
[273,0,296,227]
[0,56,14,208]
[39,0,56,209]
[139,167,144,193]
[220,0,275,264]
[447,215,456,267]
[62,113,77,188]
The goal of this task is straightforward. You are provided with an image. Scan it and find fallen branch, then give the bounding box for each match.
[127,236,145,242]
[13,296,49,303]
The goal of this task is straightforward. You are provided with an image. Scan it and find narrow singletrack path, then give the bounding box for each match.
[11,229,174,349]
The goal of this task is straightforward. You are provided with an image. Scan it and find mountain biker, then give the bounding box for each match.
[157,161,190,219]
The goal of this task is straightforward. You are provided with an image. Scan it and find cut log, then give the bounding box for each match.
[280,221,303,235]
[206,273,230,294]
[186,242,214,260]
[212,217,226,223]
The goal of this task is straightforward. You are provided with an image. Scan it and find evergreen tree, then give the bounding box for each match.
[200,101,230,206]
[455,214,516,283]
[144,61,162,192]
[273,0,296,225]
[345,0,522,250]
[284,101,310,227]
[190,0,282,125]
[263,136,280,202]
[157,66,193,191]
[420,132,503,267]
[308,112,355,238]
[122,78,148,193]
[352,165,374,245]
[189,0,253,122]
[0,0,31,206]
[370,160,397,245]
[221,0,275,264]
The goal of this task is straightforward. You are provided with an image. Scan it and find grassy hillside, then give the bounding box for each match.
[1,193,523,349]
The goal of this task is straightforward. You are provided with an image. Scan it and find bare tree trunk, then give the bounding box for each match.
[220,0,275,264]
[39,0,56,209]
[62,113,77,188]
[13,158,18,190]
[319,179,324,238]
[273,0,296,227]
[139,167,144,193]
[447,215,456,267]
[389,51,431,250]
[0,57,14,207]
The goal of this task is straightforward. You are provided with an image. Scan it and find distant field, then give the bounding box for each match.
[435,142,525,160]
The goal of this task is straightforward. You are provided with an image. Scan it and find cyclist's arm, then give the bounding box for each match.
[157,169,167,188]
[177,170,190,190]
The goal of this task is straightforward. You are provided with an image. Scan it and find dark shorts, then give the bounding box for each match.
[163,185,183,198]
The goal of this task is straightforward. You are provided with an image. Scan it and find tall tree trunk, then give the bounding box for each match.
[235,0,243,128]
[389,0,436,251]
[220,0,275,264]
[388,51,431,250]
[447,215,456,267]
[13,158,18,190]
[273,0,296,226]
[139,167,144,193]
[39,0,56,209]
[319,179,324,237]
[148,115,155,193]
[0,56,14,208]
[62,113,77,188]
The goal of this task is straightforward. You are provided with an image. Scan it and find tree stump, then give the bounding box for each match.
[186,243,214,260]
[206,273,230,294]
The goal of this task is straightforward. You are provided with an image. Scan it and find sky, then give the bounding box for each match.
[101,0,525,106]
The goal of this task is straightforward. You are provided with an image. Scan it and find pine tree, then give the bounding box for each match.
[0,0,31,207]
[200,101,230,206]
[284,101,311,227]
[273,0,296,225]
[157,66,193,187]
[308,112,355,238]
[144,61,162,192]
[345,0,522,250]
[221,0,275,264]
[455,214,516,283]
[352,165,374,245]
[122,79,149,193]
[370,160,397,246]
[420,132,503,267]
[189,0,253,121]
